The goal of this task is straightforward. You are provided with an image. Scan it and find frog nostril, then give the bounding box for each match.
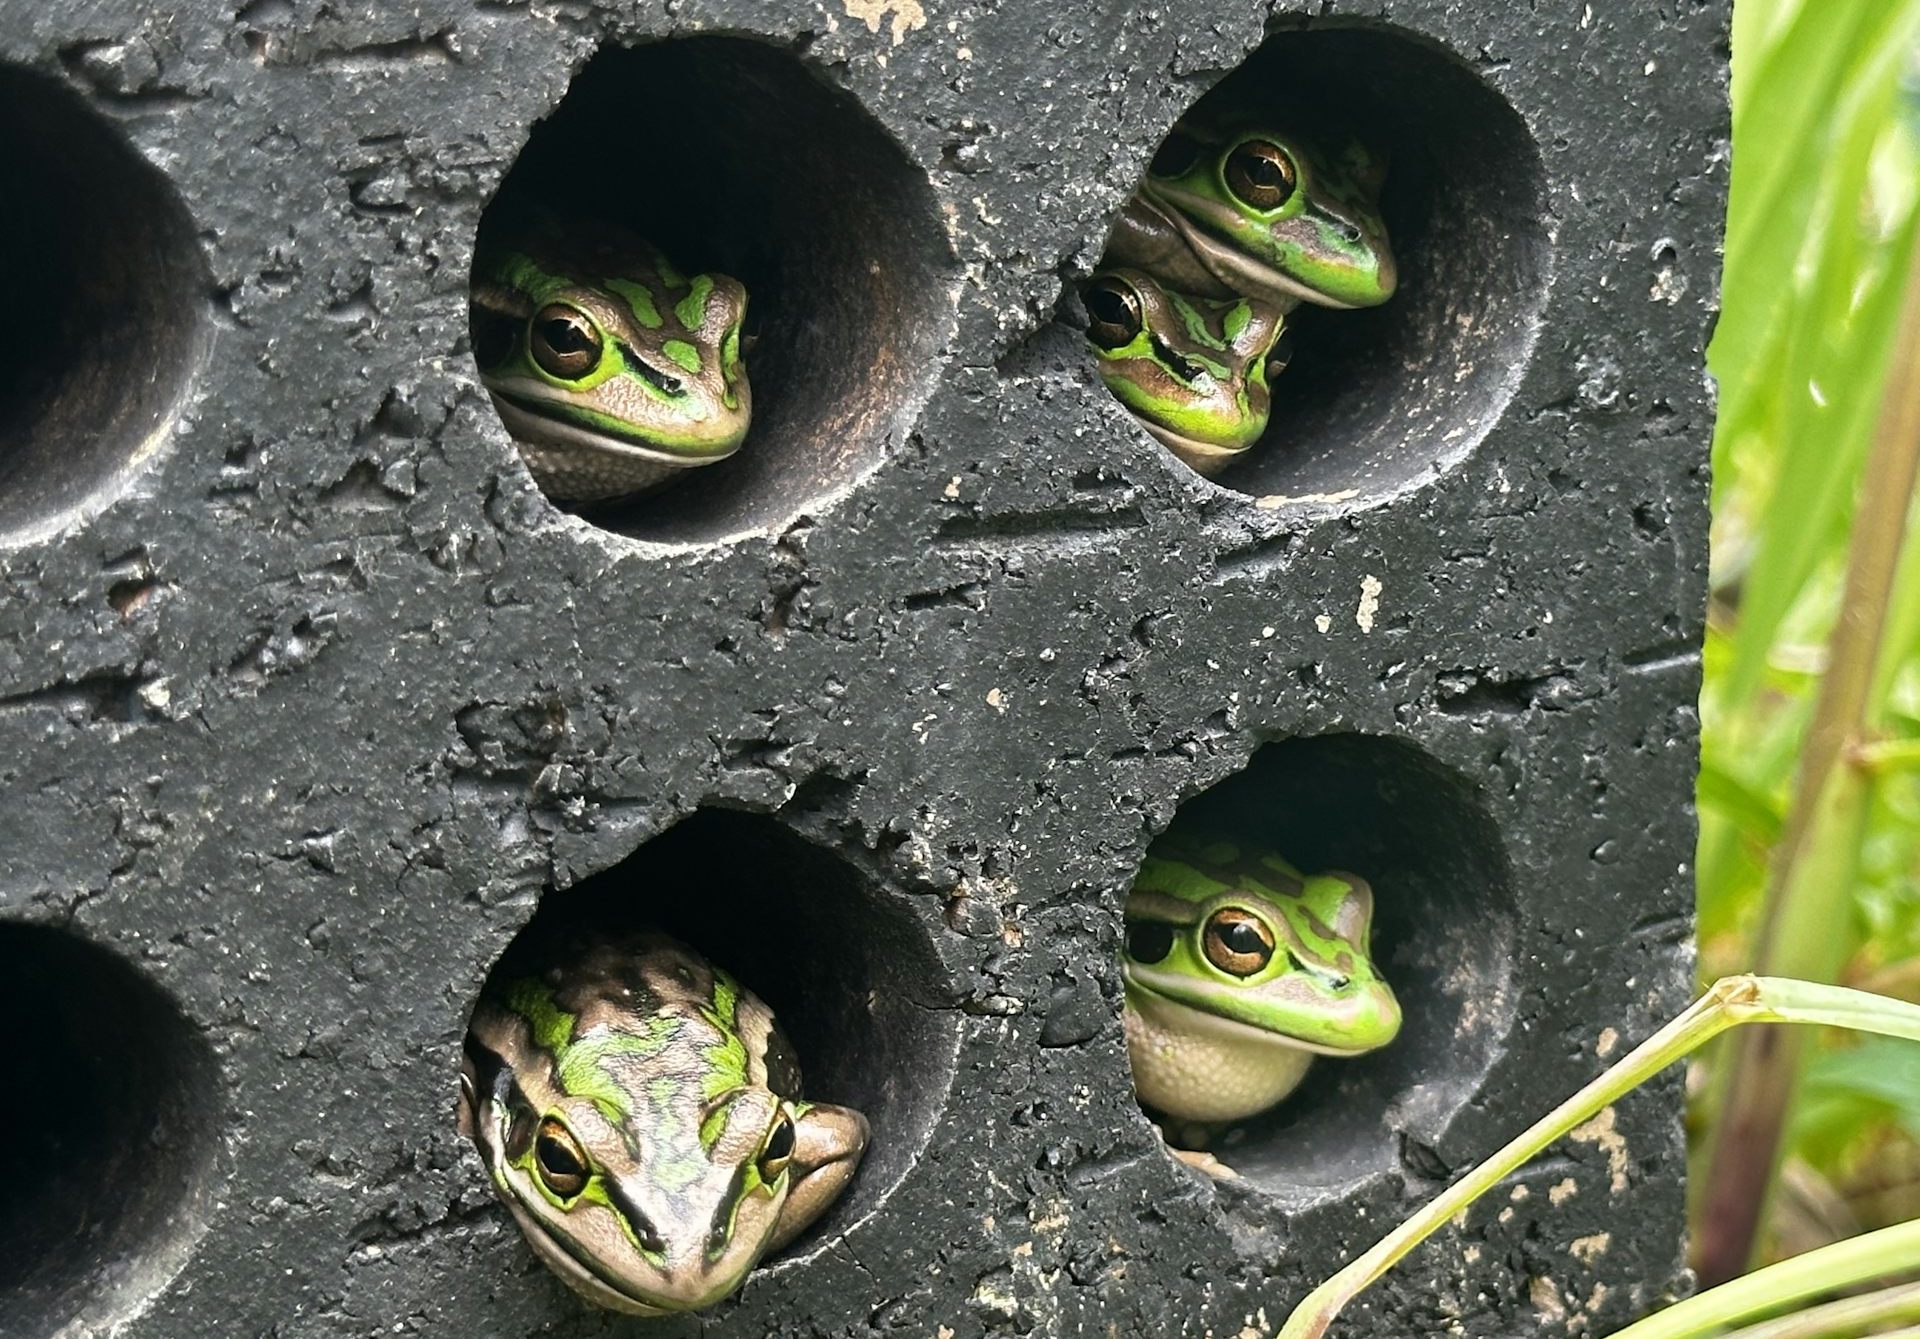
[601,1178,666,1255]
[624,346,688,398]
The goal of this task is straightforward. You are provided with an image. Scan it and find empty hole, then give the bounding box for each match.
[0,68,208,546]
[473,810,958,1257]
[1093,21,1548,504]
[1126,734,1516,1205]
[472,38,952,545]
[0,923,221,1337]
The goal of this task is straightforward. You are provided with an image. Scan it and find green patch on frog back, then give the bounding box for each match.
[604,277,664,329]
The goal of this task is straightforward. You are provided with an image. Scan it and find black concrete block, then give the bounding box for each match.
[0,1,1725,1335]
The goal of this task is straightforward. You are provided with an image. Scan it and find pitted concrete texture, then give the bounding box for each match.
[0,2,1723,1335]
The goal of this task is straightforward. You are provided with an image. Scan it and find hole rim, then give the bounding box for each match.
[0,919,224,1338]
[467,35,957,550]
[1117,731,1519,1209]
[1087,17,1553,512]
[0,66,211,550]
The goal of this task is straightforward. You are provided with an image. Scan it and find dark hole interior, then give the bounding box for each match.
[0,70,207,545]
[1095,22,1549,504]
[1133,735,1516,1205]
[473,38,951,545]
[476,809,958,1256]
[0,924,220,1337]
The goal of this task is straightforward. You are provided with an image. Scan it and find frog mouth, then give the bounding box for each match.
[1124,970,1378,1058]
[1132,185,1364,312]
[484,383,743,462]
[498,1196,689,1316]
[1133,418,1252,469]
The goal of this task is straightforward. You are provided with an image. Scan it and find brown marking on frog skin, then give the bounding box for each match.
[1161,834,1307,901]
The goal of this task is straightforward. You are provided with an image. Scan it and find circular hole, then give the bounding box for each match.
[466,809,958,1297]
[471,38,953,545]
[1122,734,1517,1205]
[0,68,209,546]
[1090,21,1548,504]
[0,922,222,1336]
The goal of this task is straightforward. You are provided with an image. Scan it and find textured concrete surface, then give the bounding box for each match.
[0,1,1725,1335]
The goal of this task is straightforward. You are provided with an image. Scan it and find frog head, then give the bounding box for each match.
[470,230,750,503]
[1111,120,1397,312]
[1122,835,1402,1057]
[461,937,868,1315]
[1082,267,1292,477]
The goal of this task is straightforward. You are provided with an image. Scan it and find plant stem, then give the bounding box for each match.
[1606,1221,1920,1339]
[1275,977,1920,1339]
[1695,206,1920,1286]
[1718,1279,1920,1339]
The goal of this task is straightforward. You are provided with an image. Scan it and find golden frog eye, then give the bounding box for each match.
[530,304,604,380]
[758,1112,796,1183]
[1125,920,1175,965]
[1084,277,1145,350]
[1225,140,1299,211]
[1202,908,1276,977]
[533,1116,590,1200]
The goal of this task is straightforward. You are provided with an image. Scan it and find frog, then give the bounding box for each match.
[1081,268,1293,477]
[470,220,750,505]
[1120,833,1401,1155]
[459,930,868,1315]
[1103,117,1397,314]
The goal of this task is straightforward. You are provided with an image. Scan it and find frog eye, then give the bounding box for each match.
[533,1116,591,1200]
[1125,920,1176,965]
[1202,908,1276,977]
[1225,140,1300,212]
[1085,277,1144,350]
[530,304,604,380]
[758,1112,796,1183]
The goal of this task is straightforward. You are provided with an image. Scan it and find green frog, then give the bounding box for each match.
[1087,120,1395,469]
[460,930,868,1315]
[1104,119,1397,313]
[470,222,750,505]
[1082,268,1293,477]
[1121,834,1401,1149]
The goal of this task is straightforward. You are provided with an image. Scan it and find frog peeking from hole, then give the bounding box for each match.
[1121,830,1401,1177]
[470,214,752,506]
[460,929,867,1315]
[1083,114,1396,477]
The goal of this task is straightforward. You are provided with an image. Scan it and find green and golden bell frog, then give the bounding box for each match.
[1121,834,1401,1129]
[1082,269,1292,478]
[1104,120,1397,313]
[460,931,868,1315]
[470,224,750,505]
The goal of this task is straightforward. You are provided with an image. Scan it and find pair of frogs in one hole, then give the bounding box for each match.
[460,830,1399,1317]
[468,115,1393,504]
[1084,114,1397,477]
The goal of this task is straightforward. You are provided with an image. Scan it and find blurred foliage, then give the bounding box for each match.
[1699,0,1920,1253]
